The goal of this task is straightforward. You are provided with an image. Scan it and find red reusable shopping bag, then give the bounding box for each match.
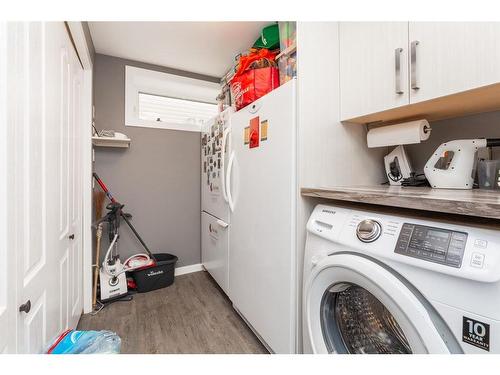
[230,49,280,110]
[231,67,279,110]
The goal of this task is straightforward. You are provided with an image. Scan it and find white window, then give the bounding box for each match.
[125,66,219,132]
[138,93,217,125]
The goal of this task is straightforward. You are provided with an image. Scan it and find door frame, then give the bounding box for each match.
[66,22,93,314]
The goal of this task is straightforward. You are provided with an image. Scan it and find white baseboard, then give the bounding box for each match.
[174,263,204,276]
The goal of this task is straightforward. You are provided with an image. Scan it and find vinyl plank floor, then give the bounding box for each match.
[78,271,269,354]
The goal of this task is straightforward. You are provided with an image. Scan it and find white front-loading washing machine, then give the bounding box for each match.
[303,204,500,354]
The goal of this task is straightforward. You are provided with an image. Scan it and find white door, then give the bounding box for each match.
[201,212,229,294]
[6,22,84,353]
[304,253,459,354]
[201,108,232,223]
[339,22,409,120]
[227,80,296,354]
[11,21,52,354]
[409,22,500,103]
[0,22,17,354]
[46,21,84,338]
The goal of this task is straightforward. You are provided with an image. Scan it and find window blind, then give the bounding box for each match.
[138,92,218,127]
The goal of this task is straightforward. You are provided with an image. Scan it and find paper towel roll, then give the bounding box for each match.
[367,119,431,148]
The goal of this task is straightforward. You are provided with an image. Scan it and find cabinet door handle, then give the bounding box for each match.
[19,300,31,314]
[411,40,420,90]
[69,234,75,240]
[395,47,403,94]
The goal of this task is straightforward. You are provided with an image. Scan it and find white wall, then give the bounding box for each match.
[295,22,387,352]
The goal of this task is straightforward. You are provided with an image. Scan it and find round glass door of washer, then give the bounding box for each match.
[304,253,458,354]
[321,283,411,354]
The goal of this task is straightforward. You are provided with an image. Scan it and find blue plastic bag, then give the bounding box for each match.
[47,330,121,354]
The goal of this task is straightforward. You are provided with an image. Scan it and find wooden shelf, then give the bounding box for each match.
[92,136,131,148]
[301,185,500,220]
[342,82,500,125]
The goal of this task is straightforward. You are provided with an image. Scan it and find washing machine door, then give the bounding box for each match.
[304,253,460,354]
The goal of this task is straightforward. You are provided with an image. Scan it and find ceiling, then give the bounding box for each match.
[88,22,271,78]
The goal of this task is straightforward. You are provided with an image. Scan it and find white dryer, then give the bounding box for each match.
[303,204,500,354]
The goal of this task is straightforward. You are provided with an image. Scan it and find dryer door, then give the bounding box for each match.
[304,253,461,354]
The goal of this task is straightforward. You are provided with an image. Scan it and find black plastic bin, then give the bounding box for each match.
[132,253,178,293]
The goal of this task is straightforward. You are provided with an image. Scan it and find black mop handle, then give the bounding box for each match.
[93,172,157,263]
[120,212,157,263]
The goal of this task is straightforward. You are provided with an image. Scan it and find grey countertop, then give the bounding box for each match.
[301,185,500,220]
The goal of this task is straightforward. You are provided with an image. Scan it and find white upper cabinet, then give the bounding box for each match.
[340,22,500,121]
[339,22,409,120]
[408,22,500,104]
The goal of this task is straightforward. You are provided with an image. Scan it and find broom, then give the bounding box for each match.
[92,191,106,309]
[95,190,106,221]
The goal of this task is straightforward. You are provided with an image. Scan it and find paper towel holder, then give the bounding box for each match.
[366,118,432,148]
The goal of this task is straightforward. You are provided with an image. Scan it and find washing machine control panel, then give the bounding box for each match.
[395,223,468,268]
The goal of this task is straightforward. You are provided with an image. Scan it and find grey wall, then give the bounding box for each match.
[93,54,204,267]
[405,110,500,173]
